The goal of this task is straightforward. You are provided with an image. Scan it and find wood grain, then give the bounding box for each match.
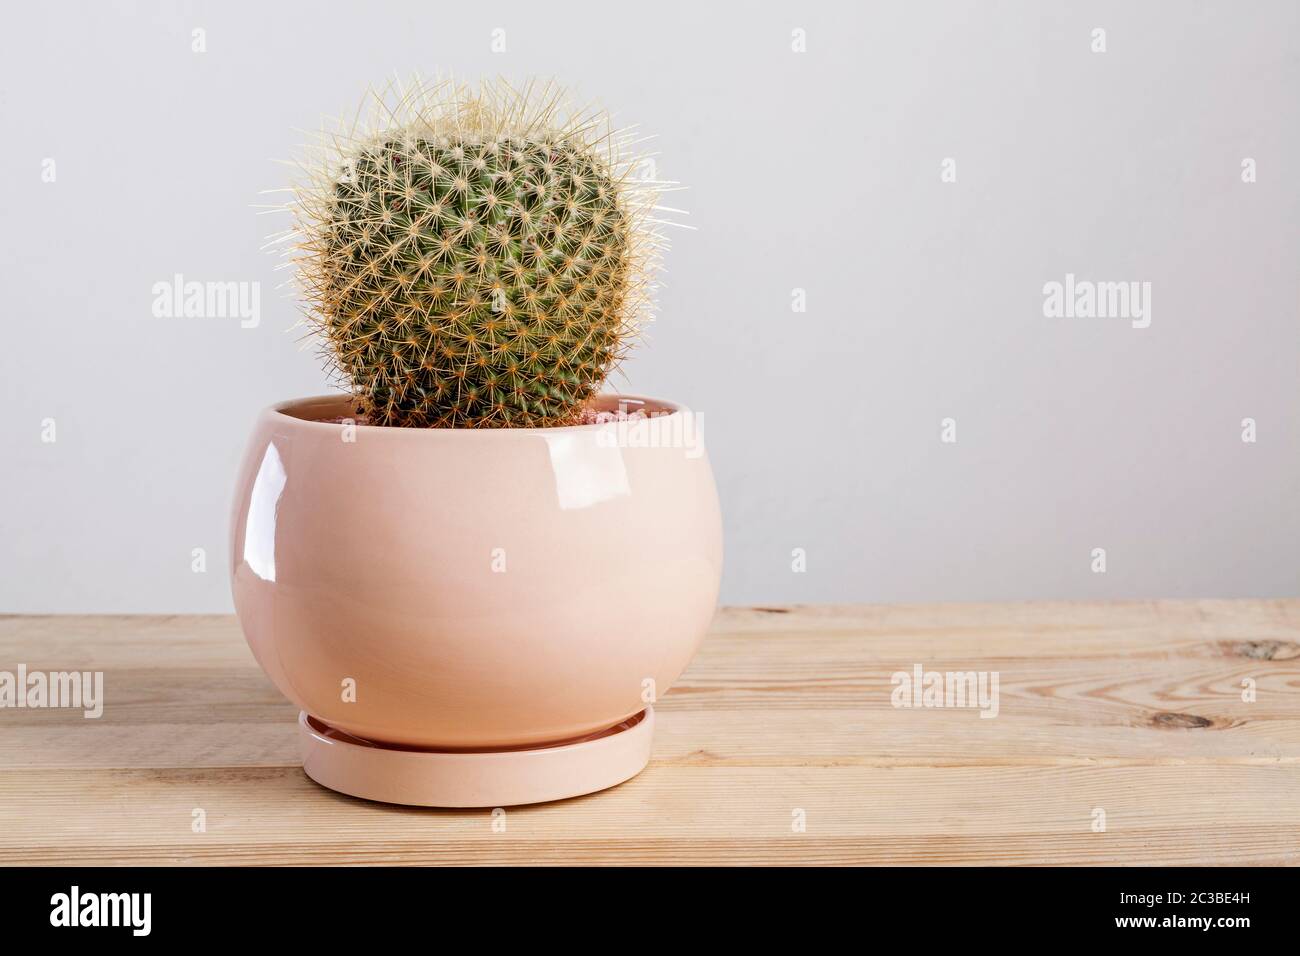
[1,601,1298,865]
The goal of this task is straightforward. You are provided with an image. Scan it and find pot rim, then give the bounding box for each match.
[265,392,690,437]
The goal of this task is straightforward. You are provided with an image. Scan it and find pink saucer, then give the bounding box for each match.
[298,708,654,807]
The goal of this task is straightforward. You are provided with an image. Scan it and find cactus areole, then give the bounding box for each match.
[280,77,669,428]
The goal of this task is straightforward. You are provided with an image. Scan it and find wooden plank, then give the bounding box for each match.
[0,602,1297,864]
[0,764,1295,866]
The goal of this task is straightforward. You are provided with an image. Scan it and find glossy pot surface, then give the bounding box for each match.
[230,394,722,748]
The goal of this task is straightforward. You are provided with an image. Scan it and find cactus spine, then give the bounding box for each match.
[275,77,670,428]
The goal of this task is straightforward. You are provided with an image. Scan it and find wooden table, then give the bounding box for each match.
[1,602,1297,865]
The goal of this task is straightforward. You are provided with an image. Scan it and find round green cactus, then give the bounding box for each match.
[282,78,667,428]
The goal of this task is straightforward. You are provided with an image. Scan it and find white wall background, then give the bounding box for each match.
[1,0,1297,613]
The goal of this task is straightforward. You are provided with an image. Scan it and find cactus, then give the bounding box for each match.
[276,77,669,427]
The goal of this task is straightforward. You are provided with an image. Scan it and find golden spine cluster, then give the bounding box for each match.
[268,76,675,427]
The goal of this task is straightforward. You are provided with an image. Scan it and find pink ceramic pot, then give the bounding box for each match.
[230,393,722,750]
